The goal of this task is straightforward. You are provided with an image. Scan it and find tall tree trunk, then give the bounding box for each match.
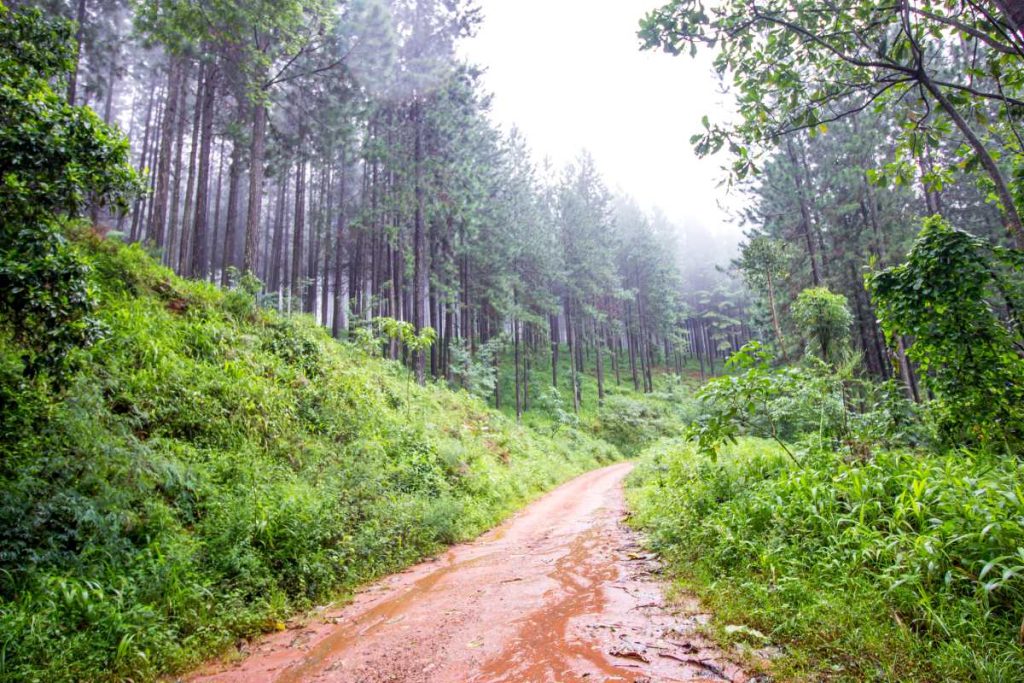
[166,62,191,267]
[270,167,289,295]
[139,96,164,242]
[565,298,580,412]
[321,166,333,326]
[305,165,322,315]
[150,57,182,249]
[243,101,268,272]
[220,132,244,286]
[333,152,349,337]
[190,65,216,280]
[550,313,559,387]
[291,156,307,306]
[67,0,88,105]
[786,136,822,286]
[514,315,522,423]
[130,86,157,241]
[178,63,203,275]
[412,99,428,385]
[102,51,118,124]
[209,139,226,282]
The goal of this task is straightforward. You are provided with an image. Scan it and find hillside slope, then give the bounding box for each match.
[0,232,618,682]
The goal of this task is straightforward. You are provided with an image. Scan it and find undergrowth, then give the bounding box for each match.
[628,438,1024,682]
[0,233,618,682]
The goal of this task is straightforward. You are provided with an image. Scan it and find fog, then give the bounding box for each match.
[459,0,745,269]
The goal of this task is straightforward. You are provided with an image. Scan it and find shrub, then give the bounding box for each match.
[629,439,1024,680]
[595,394,680,455]
[869,216,1024,448]
[0,237,618,682]
[0,6,141,379]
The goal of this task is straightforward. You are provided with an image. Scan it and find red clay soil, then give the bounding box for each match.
[187,463,764,683]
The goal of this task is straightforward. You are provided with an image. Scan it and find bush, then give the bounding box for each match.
[0,237,619,682]
[0,6,141,379]
[629,439,1024,680]
[594,394,681,455]
[869,217,1024,448]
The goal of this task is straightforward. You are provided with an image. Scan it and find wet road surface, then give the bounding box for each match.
[188,462,759,683]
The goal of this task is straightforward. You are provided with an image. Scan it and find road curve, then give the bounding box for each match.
[188,462,755,683]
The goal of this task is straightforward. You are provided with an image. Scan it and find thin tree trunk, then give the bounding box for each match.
[565,298,580,412]
[150,57,182,250]
[243,101,268,272]
[67,0,88,105]
[305,164,322,315]
[786,136,822,286]
[292,156,307,306]
[190,65,216,279]
[270,167,289,294]
[130,86,157,241]
[166,61,192,267]
[550,313,559,387]
[209,139,226,282]
[514,315,522,422]
[766,268,788,360]
[178,63,204,275]
[333,153,350,336]
[413,99,427,385]
[220,131,244,286]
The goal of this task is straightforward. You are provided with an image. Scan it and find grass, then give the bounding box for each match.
[627,437,1024,682]
[491,344,704,455]
[0,233,619,682]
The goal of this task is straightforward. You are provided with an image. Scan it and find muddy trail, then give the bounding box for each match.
[188,463,763,683]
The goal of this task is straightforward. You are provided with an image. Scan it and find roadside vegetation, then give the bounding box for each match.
[630,435,1024,681]
[626,3,1024,681]
[629,247,1024,679]
[7,1,1024,681]
[0,234,618,682]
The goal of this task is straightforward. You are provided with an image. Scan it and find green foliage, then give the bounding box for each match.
[791,287,853,363]
[869,217,1024,447]
[629,439,1024,681]
[594,395,681,456]
[688,342,921,462]
[532,386,579,433]
[449,335,506,399]
[0,5,141,379]
[639,0,1024,231]
[0,237,617,682]
[376,316,436,355]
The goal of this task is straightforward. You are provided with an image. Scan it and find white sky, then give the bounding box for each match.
[458,0,741,245]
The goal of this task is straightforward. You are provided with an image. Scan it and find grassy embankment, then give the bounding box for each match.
[0,232,618,682]
[629,437,1024,681]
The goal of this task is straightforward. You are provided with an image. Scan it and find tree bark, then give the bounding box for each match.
[220,128,245,284]
[150,57,182,250]
[413,99,428,385]
[165,61,191,267]
[190,65,216,279]
[292,156,307,306]
[243,101,268,272]
[786,136,822,285]
[67,0,88,106]
[178,63,203,275]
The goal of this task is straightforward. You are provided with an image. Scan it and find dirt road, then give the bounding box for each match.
[189,463,757,683]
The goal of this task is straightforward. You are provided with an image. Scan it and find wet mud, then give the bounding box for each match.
[187,462,763,683]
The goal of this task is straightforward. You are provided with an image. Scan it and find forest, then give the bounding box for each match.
[1,0,1023,681]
